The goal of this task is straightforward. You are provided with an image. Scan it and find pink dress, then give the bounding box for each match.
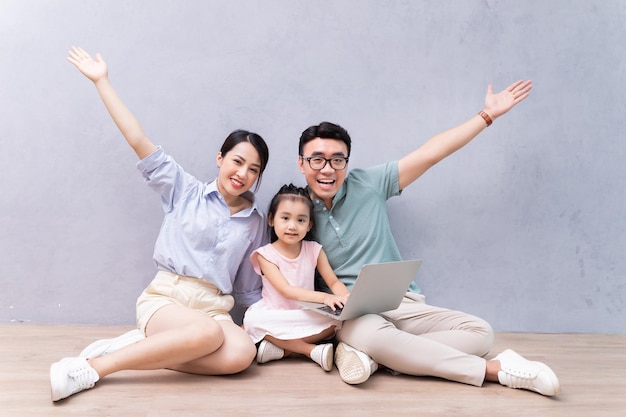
[244,241,342,343]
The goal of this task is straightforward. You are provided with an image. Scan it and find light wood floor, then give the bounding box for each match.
[0,324,624,417]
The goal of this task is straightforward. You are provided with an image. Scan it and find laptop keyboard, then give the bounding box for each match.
[318,305,343,316]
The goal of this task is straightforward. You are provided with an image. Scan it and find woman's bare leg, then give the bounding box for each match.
[173,320,256,374]
[88,304,254,377]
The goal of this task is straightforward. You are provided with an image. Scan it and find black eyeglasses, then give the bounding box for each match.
[300,155,349,170]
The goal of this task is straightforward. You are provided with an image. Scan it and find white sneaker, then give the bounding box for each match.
[80,329,145,359]
[495,349,561,396]
[50,357,100,402]
[310,343,334,371]
[335,342,378,385]
[256,340,284,364]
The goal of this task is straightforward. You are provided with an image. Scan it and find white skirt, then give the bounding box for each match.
[244,300,342,343]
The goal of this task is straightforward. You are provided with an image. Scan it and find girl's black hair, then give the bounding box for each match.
[267,183,315,243]
[220,129,269,191]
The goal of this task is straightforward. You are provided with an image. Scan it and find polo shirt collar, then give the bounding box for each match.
[307,181,347,211]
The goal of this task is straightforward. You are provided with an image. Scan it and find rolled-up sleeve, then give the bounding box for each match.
[137,146,194,214]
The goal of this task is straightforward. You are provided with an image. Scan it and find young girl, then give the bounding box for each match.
[243,184,350,371]
[50,46,269,402]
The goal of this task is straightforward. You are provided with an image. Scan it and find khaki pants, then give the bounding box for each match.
[336,292,493,386]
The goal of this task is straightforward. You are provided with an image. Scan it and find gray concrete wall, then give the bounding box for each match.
[1,0,624,332]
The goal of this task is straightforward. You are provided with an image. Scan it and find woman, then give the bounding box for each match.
[50,46,269,402]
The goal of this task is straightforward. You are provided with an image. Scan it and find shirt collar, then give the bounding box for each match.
[333,181,347,204]
[306,181,347,211]
[204,180,261,215]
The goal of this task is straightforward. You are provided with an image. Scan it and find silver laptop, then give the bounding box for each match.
[298,259,422,320]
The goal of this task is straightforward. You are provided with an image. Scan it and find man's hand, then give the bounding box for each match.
[484,79,533,120]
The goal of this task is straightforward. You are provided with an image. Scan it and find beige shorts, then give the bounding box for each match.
[136,270,235,332]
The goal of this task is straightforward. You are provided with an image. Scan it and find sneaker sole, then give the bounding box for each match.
[335,343,370,384]
[320,344,334,372]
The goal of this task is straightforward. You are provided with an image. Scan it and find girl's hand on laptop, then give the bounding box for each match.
[324,294,349,311]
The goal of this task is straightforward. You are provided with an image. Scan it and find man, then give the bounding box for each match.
[297,80,561,396]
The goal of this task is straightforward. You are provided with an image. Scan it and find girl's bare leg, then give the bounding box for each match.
[265,326,336,358]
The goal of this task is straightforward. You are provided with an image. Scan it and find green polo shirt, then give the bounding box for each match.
[311,161,420,293]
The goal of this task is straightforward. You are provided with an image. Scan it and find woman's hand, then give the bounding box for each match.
[67,46,108,83]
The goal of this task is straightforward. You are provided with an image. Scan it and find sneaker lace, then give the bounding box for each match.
[68,366,97,393]
[500,366,538,390]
